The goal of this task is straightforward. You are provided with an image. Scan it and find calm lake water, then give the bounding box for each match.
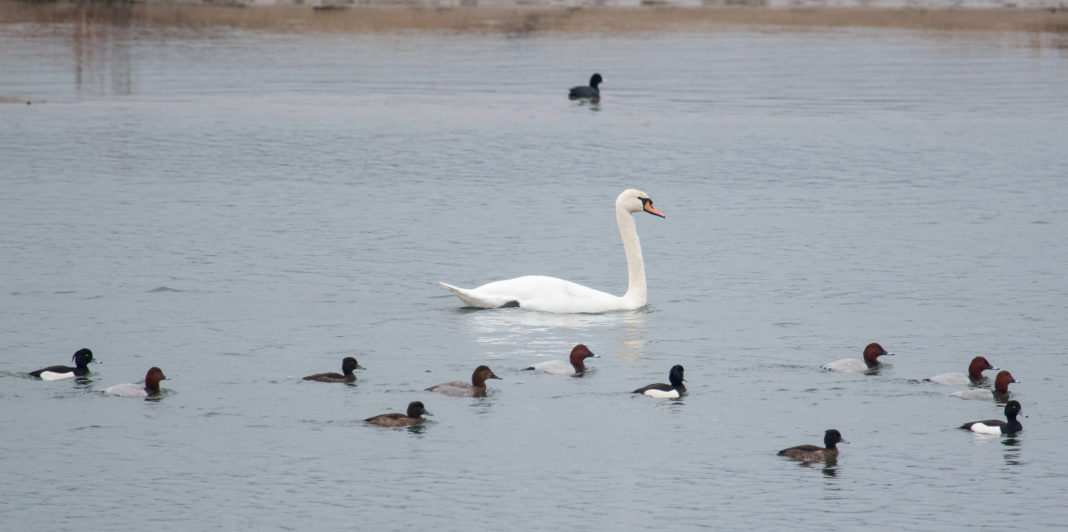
[2,16,1068,531]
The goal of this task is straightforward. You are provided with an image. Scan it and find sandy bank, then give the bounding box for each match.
[2,0,1067,34]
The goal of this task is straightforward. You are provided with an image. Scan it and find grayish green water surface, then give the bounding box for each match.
[2,22,1067,531]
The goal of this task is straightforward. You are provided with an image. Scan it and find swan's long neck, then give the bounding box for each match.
[617,204,646,307]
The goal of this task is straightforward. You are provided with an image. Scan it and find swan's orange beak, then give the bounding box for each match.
[643,203,665,218]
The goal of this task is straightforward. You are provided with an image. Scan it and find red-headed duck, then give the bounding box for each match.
[426,365,501,397]
[925,356,998,386]
[569,73,603,100]
[525,344,599,376]
[960,400,1023,435]
[633,365,686,398]
[821,343,893,374]
[778,429,848,462]
[28,348,95,381]
[953,370,1018,401]
[303,357,364,383]
[365,401,432,427]
[104,367,166,398]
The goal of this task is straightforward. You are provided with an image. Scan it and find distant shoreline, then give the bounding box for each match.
[2,0,1067,34]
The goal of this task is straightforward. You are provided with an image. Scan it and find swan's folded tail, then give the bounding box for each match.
[439,282,515,309]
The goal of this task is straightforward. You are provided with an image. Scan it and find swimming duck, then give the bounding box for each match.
[569,73,603,100]
[925,356,998,386]
[427,365,502,396]
[29,348,95,381]
[953,371,1018,401]
[778,429,848,462]
[821,343,893,374]
[104,367,167,398]
[525,344,599,376]
[633,365,686,398]
[303,357,364,383]
[365,401,433,427]
[959,400,1023,435]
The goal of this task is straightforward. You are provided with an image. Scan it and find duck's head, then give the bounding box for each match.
[669,364,685,386]
[569,344,599,364]
[967,356,997,379]
[145,367,167,392]
[342,357,365,374]
[73,348,95,367]
[824,429,848,448]
[472,365,501,386]
[994,371,1019,393]
[407,401,432,418]
[862,343,892,365]
[1004,400,1022,418]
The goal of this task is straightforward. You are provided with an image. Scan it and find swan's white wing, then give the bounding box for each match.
[441,276,629,313]
[440,282,514,309]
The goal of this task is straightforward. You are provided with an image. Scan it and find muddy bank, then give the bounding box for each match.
[2,0,1067,34]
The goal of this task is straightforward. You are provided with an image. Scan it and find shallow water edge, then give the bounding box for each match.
[3,0,1068,35]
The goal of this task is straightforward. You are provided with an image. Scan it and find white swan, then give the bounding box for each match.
[440,189,665,313]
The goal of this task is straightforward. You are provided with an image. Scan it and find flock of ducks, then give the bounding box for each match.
[24,187,1025,459]
[24,340,1024,451]
[779,344,1025,462]
[309,344,684,427]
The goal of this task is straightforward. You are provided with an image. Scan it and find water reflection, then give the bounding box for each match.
[74,375,97,389]
[788,458,839,479]
[464,307,647,359]
[577,100,601,112]
[70,5,134,95]
[821,461,838,478]
[1001,436,1023,465]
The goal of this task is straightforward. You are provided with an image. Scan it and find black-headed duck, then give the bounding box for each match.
[29,348,95,380]
[633,365,686,398]
[365,401,432,427]
[304,357,364,383]
[778,429,848,462]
